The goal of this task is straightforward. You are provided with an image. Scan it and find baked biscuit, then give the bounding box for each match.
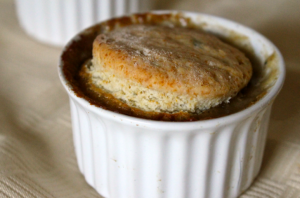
[88,24,252,113]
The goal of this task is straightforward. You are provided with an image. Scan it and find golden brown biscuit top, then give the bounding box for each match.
[93,24,252,99]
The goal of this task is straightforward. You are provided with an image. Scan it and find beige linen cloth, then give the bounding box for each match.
[0,0,299,197]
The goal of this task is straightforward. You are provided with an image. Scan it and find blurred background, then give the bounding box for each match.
[0,0,299,197]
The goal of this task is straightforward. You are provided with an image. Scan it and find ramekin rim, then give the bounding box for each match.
[58,10,285,130]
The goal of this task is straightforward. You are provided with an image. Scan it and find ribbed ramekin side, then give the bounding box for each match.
[104,118,133,198]
[69,100,273,198]
[224,106,271,197]
[89,113,109,197]
[95,0,150,25]
[15,0,36,38]
[205,124,240,198]
[252,105,272,179]
[184,131,213,198]
[235,113,259,193]
[102,119,169,198]
[160,131,194,198]
[15,0,65,45]
[69,98,84,173]
[74,102,95,187]
[241,108,269,192]
[48,0,65,45]
[224,117,253,198]
[15,0,151,46]
[237,108,270,194]
[69,89,274,198]
[186,117,261,198]
[194,107,271,198]
[70,98,110,197]
[227,111,260,197]
[69,107,272,198]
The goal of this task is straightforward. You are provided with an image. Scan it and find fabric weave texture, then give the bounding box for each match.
[0,0,299,197]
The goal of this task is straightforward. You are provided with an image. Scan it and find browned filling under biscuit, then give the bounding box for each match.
[78,57,266,121]
[62,13,269,122]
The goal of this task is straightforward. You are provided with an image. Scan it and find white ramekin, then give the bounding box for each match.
[58,11,285,198]
[15,0,153,46]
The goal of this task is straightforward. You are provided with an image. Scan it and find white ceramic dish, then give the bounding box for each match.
[15,0,153,46]
[58,11,285,198]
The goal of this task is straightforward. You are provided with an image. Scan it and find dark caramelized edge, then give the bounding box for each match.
[61,12,267,122]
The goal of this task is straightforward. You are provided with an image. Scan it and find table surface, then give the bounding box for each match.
[1,0,300,197]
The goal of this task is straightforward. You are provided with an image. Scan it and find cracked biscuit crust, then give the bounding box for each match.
[91,24,252,112]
